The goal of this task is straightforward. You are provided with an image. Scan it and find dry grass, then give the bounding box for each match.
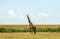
[0,32,60,39]
[0,25,60,39]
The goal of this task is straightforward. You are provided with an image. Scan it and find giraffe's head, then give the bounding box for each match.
[27,14,29,18]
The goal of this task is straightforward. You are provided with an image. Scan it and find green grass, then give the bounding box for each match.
[0,25,60,29]
[0,25,60,32]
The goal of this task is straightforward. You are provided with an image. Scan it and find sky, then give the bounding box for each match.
[0,0,60,24]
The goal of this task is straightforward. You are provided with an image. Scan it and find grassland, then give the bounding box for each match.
[0,32,60,39]
[0,25,60,29]
[0,25,60,39]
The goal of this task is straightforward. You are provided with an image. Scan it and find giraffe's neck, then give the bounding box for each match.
[27,15,31,23]
[27,15,34,27]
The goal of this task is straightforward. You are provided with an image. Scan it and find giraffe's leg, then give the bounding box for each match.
[33,27,36,34]
[30,27,33,34]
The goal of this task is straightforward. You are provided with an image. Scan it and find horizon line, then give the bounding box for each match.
[0,24,60,25]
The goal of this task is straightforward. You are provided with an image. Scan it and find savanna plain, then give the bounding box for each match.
[0,25,60,39]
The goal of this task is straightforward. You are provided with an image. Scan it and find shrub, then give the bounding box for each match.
[0,28,6,32]
[0,27,60,32]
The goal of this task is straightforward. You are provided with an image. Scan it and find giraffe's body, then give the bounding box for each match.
[27,15,36,34]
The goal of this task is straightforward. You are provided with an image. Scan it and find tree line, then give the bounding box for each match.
[0,27,60,32]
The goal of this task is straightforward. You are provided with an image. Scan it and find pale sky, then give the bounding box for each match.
[0,0,60,24]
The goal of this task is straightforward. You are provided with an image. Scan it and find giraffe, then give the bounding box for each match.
[27,15,36,34]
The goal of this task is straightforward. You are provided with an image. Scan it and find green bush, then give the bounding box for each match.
[56,27,60,32]
[0,28,6,32]
[0,27,60,32]
[23,28,30,32]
